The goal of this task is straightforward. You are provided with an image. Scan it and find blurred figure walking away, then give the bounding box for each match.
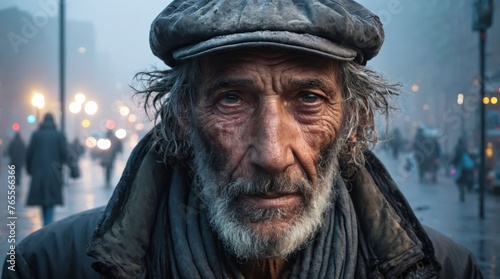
[413,126,427,182]
[8,132,27,184]
[390,127,402,159]
[425,133,441,183]
[26,113,68,226]
[99,129,123,186]
[452,137,475,202]
[67,138,85,180]
[412,126,441,183]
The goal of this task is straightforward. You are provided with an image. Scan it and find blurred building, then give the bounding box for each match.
[0,7,116,145]
[370,1,500,154]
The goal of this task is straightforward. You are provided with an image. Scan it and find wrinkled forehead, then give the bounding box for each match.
[197,47,342,82]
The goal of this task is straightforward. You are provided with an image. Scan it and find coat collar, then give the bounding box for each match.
[86,131,440,278]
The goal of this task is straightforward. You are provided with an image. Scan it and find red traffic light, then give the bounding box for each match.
[12,123,20,131]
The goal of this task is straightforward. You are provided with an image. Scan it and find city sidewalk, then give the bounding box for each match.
[375,149,500,279]
[1,147,499,277]
[0,150,127,265]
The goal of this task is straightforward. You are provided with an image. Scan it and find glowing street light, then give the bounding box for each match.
[119,106,130,117]
[31,92,45,122]
[31,93,45,109]
[75,93,86,104]
[97,138,111,150]
[128,114,137,123]
[69,101,82,114]
[115,128,127,139]
[457,93,464,105]
[84,101,98,115]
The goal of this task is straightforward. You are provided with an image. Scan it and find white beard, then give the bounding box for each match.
[189,127,343,260]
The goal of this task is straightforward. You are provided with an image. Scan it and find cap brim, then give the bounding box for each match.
[172,30,357,62]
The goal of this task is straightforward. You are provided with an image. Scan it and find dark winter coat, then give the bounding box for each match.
[99,133,123,168]
[25,116,67,206]
[7,133,27,168]
[2,132,483,278]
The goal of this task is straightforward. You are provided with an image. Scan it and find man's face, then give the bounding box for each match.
[189,49,345,259]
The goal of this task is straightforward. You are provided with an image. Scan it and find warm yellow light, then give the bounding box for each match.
[81,119,91,128]
[31,93,45,109]
[115,100,124,108]
[85,101,98,115]
[85,137,97,148]
[411,84,419,93]
[483,97,490,104]
[119,106,130,116]
[423,104,430,110]
[69,101,82,113]
[128,114,137,123]
[491,97,498,105]
[75,93,86,104]
[135,123,145,131]
[486,148,493,157]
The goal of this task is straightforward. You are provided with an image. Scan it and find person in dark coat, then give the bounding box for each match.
[452,137,475,202]
[67,138,85,180]
[7,132,27,184]
[2,1,483,278]
[99,129,123,186]
[25,113,68,226]
[389,127,402,159]
[413,126,427,182]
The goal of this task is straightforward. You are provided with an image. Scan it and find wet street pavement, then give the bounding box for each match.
[1,144,499,278]
[376,149,500,279]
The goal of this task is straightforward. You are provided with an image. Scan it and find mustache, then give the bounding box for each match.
[218,173,314,202]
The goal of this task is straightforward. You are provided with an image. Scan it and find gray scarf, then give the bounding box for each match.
[156,165,359,278]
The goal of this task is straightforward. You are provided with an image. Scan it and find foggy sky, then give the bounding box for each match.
[0,0,400,78]
[0,0,168,79]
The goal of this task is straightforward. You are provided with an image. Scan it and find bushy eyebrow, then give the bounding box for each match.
[204,78,256,97]
[202,77,337,98]
[286,78,336,97]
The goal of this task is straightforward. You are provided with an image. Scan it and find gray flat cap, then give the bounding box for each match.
[150,0,384,66]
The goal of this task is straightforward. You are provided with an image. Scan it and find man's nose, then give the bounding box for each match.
[248,100,296,174]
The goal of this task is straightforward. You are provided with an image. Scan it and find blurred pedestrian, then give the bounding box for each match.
[425,134,441,183]
[67,138,85,180]
[7,132,27,184]
[99,129,123,186]
[390,127,402,159]
[413,126,427,182]
[26,113,68,226]
[452,138,475,202]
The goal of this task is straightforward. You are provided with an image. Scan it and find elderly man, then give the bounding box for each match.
[3,0,482,278]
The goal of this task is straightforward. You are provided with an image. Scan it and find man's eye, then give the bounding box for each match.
[221,93,241,104]
[300,93,320,103]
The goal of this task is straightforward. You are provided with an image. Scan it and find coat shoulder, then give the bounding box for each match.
[424,226,483,279]
[2,207,105,279]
